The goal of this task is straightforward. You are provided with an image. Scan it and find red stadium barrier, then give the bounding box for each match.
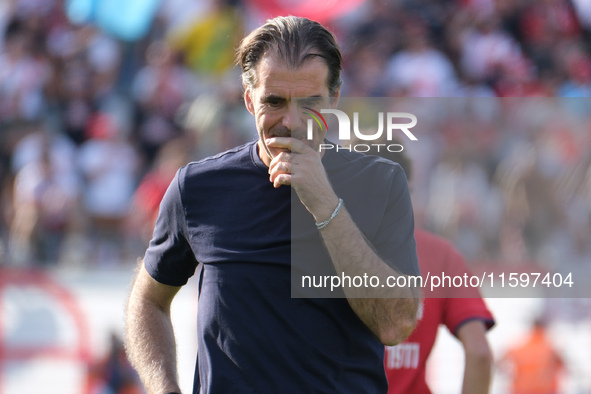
[0,268,91,394]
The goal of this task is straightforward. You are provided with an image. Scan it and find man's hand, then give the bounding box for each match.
[266,137,338,223]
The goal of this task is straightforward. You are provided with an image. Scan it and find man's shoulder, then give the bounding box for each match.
[181,141,258,178]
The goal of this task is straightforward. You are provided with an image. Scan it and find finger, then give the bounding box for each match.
[269,160,292,183]
[272,173,291,188]
[269,154,292,187]
[269,151,292,168]
[266,137,292,152]
[266,137,317,154]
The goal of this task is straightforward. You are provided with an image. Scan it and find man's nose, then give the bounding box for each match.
[281,103,304,131]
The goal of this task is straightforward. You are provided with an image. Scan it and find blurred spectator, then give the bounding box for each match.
[53,57,94,145]
[557,42,591,97]
[425,152,499,261]
[132,40,199,162]
[0,18,51,121]
[500,318,566,394]
[11,123,78,175]
[519,0,581,62]
[458,13,524,86]
[385,19,458,97]
[343,43,392,96]
[45,23,123,145]
[494,141,563,263]
[340,4,402,97]
[78,113,139,265]
[493,55,555,97]
[544,151,591,272]
[87,332,143,394]
[9,129,80,265]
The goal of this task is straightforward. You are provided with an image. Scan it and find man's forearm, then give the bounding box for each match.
[459,320,493,394]
[125,270,182,394]
[318,204,419,346]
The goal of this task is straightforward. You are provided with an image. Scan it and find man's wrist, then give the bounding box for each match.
[315,198,344,230]
[312,195,340,223]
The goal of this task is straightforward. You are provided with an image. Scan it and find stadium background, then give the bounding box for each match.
[1,0,591,392]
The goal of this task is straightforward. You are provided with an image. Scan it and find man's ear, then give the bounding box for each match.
[244,87,255,115]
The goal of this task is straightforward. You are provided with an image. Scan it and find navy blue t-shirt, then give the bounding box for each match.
[144,141,419,393]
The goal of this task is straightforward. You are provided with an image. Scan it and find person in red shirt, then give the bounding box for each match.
[358,139,495,393]
[385,229,495,394]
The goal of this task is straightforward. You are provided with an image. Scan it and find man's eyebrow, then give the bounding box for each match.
[260,94,286,103]
[260,94,326,106]
[301,96,323,104]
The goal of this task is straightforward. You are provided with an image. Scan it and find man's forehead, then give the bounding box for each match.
[255,54,331,97]
[261,48,326,68]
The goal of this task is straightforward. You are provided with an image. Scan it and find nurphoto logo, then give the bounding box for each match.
[305,108,418,152]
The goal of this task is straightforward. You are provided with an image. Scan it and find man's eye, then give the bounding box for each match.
[299,99,325,110]
[268,99,282,107]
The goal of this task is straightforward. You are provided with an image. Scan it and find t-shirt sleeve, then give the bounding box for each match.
[444,296,495,336]
[143,168,198,286]
[441,246,495,335]
[373,165,420,276]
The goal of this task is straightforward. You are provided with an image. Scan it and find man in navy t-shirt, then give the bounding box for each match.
[125,16,420,394]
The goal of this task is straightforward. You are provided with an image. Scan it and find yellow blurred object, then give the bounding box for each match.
[169,7,242,75]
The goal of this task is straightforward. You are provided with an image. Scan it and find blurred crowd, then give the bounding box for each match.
[0,0,590,269]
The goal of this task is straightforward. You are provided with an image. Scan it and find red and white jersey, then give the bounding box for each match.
[385,229,495,394]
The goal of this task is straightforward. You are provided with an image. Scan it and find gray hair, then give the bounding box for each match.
[236,16,342,96]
